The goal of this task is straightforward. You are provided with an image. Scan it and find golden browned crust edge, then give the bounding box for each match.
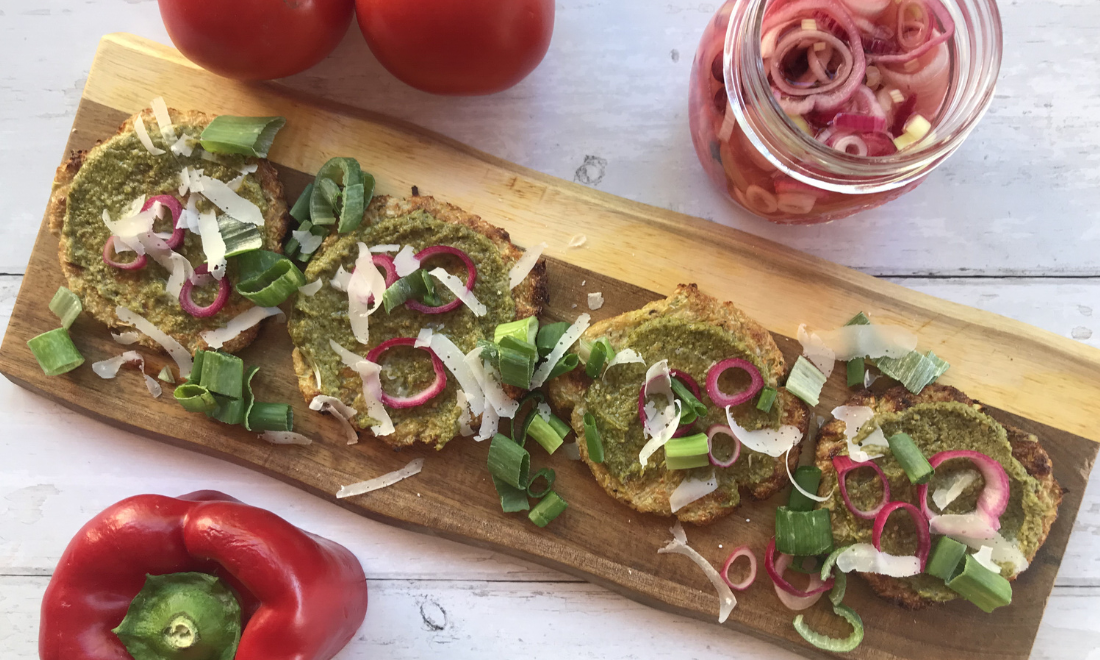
[48,108,291,355]
[814,384,1063,609]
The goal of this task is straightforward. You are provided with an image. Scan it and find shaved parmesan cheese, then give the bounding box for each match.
[972,546,1000,573]
[658,522,736,623]
[605,348,645,369]
[393,245,420,276]
[197,209,227,280]
[337,458,425,499]
[292,229,323,256]
[670,471,718,513]
[725,407,802,457]
[102,203,155,254]
[133,115,165,156]
[91,350,161,398]
[329,338,366,368]
[531,313,590,388]
[170,135,194,157]
[831,405,886,462]
[465,347,518,418]
[639,360,682,467]
[816,324,918,360]
[414,327,434,348]
[327,339,394,437]
[930,513,998,539]
[199,149,221,163]
[456,390,475,436]
[186,168,205,193]
[508,241,547,289]
[115,306,192,377]
[587,292,604,310]
[310,394,360,444]
[200,306,282,349]
[568,234,587,248]
[197,175,264,225]
[347,243,387,344]
[429,267,486,316]
[952,532,1029,577]
[298,279,323,296]
[476,405,500,442]
[111,331,141,345]
[262,430,313,446]
[797,324,836,378]
[932,470,979,510]
[181,192,200,233]
[835,543,921,577]
[785,444,831,502]
[370,244,400,253]
[864,369,879,388]
[430,333,485,417]
[330,266,352,292]
[536,401,552,422]
[178,168,191,196]
[150,97,177,143]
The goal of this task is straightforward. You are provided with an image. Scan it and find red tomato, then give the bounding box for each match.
[355,0,555,95]
[158,0,354,81]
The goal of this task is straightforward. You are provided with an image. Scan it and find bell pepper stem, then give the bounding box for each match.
[164,614,199,650]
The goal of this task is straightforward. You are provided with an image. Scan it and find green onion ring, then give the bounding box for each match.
[526,467,556,499]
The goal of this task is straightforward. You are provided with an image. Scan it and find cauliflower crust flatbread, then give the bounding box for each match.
[47,108,291,354]
[290,194,548,449]
[549,284,810,525]
[815,384,1062,609]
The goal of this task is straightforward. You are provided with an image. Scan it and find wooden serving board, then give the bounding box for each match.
[2,33,1098,660]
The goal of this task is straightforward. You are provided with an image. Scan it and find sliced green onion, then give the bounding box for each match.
[49,286,82,329]
[188,350,207,384]
[793,603,864,653]
[240,365,260,430]
[845,312,871,326]
[174,383,217,414]
[527,415,564,454]
[756,386,777,413]
[775,506,833,556]
[157,365,175,383]
[209,394,246,425]
[536,321,570,358]
[585,337,614,378]
[309,157,373,232]
[548,414,571,439]
[497,336,538,389]
[528,491,568,528]
[199,115,286,158]
[787,356,827,407]
[27,328,84,376]
[218,215,263,257]
[492,475,530,513]
[495,317,539,345]
[946,554,1012,613]
[247,403,294,432]
[199,351,245,399]
[820,544,851,581]
[526,467,556,498]
[664,432,710,470]
[487,433,530,490]
[670,375,707,421]
[511,391,547,445]
[886,432,934,484]
[547,353,580,380]
[829,570,847,606]
[845,311,949,393]
[289,183,314,223]
[235,250,306,307]
[583,412,605,464]
[787,466,823,512]
[927,536,969,581]
[846,358,864,388]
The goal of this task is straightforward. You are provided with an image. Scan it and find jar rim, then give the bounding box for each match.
[724,0,1003,194]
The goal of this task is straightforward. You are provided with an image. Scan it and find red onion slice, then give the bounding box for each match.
[365,337,447,409]
[103,236,148,270]
[869,0,954,64]
[179,263,229,318]
[832,134,869,156]
[706,358,764,407]
[372,254,399,287]
[404,245,477,315]
[722,546,758,591]
[860,131,899,156]
[833,454,891,520]
[916,450,1010,533]
[707,424,742,468]
[766,538,834,607]
[872,501,931,571]
[141,195,184,250]
[834,113,886,132]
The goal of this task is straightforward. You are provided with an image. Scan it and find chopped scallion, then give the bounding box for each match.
[487,433,530,490]
[199,115,286,158]
[846,358,864,388]
[527,415,564,454]
[756,386,777,413]
[199,351,245,399]
[27,327,84,376]
[787,465,822,512]
[173,383,217,414]
[787,356,827,407]
[546,353,580,380]
[886,432,934,484]
[536,321,570,359]
[583,412,605,464]
[511,391,547,445]
[188,350,207,384]
[157,365,175,383]
[495,317,539,345]
[209,394,246,425]
[670,375,707,421]
[309,157,374,233]
[663,432,710,470]
[492,475,530,513]
[49,286,82,329]
[497,336,538,389]
[775,506,832,556]
[946,554,1012,613]
[845,312,872,326]
[526,467,556,499]
[289,183,314,223]
[528,491,568,528]
[829,570,847,606]
[927,536,968,581]
[547,414,571,439]
[793,603,864,653]
[585,337,614,378]
[235,250,306,307]
[218,215,263,257]
[247,402,294,432]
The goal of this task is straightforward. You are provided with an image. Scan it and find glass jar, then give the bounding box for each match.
[688,0,1002,224]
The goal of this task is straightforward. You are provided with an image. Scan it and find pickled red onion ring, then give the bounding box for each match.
[872,501,931,571]
[868,0,954,64]
[834,112,885,132]
[141,195,184,250]
[766,539,834,607]
[372,254,399,287]
[707,424,741,468]
[897,0,934,51]
[179,263,229,318]
[771,30,854,98]
[365,337,447,408]
[839,0,892,17]
[833,454,891,519]
[706,358,764,407]
[917,450,1010,533]
[103,236,147,270]
[721,546,757,591]
[833,134,869,155]
[404,245,477,315]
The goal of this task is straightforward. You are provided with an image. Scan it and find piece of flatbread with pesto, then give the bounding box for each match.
[548,284,809,525]
[815,384,1062,609]
[289,195,548,449]
[47,108,291,354]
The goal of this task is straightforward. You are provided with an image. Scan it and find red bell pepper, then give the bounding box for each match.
[40,490,369,660]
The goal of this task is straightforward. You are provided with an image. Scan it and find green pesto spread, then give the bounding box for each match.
[819,401,1047,602]
[63,118,270,345]
[289,211,516,446]
[584,316,787,508]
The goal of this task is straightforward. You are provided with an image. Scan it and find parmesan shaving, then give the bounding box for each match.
[834,543,921,577]
[725,407,802,457]
[310,394,360,444]
[508,241,547,289]
[370,244,400,253]
[587,292,604,310]
[670,472,718,513]
[476,405,500,441]
[197,209,227,280]
[658,522,736,623]
[197,175,264,225]
[336,458,425,499]
[831,405,886,462]
[347,243,387,344]
[972,546,1000,574]
[605,348,645,369]
[298,279,324,296]
[952,532,1029,577]
[187,168,205,193]
[330,266,352,292]
[797,324,836,378]
[292,229,323,256]
[200,306,282,349]
[133,115,165,156]
[170,135,194,157]
[536,401,552,422]
[414,327,434,348]
[568,234,587,248]
[785,444,831,502]
[150,97,177,143]
[430,333,485,417]
[456,390,475,436]
[930,513,998,540]
[327,339,394,437]
[429,267,486,316]
[178,168,191,196]
[816,324,918,360]
[393,245,420,276]
[638,360,682,467]
[465,347,518,418]
[531,313,590,388]
[111,331,141,345]
[115,306,193,377]
[932,470,980,510]
[91,350,161,398]
[262,431,314,446]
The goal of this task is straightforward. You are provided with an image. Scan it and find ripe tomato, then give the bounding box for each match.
[158,0,354,81]
[354,0,554,95]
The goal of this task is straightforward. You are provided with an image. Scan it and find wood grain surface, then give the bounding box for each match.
[0,33,1097,660]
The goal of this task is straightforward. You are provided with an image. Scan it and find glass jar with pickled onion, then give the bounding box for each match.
[688,0,1002,224]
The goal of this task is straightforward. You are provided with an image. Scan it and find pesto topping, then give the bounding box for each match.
[819,402,1047,602]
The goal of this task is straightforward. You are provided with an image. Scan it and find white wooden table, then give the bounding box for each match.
[2,1,1098,658]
